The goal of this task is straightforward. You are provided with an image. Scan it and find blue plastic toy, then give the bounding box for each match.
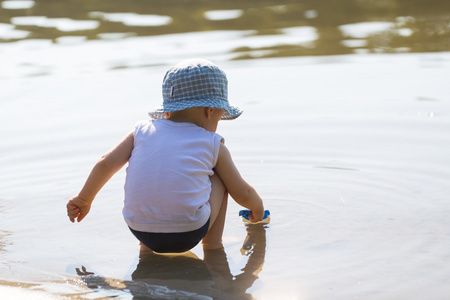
[239,209,270,224]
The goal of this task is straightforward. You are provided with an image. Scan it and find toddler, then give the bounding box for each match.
[67,59,265,253]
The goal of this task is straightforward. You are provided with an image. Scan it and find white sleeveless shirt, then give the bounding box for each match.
[123,119,223,233]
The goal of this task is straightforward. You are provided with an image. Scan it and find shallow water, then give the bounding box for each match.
[2,1,450,296]
[1,41,450,298]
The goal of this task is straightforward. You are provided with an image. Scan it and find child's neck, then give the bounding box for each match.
[167,109,203,128]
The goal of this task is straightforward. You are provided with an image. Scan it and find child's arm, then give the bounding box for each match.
[214,143,264,222]
[67,131,134,223]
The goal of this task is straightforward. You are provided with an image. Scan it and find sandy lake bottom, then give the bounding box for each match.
[1,39,450,299]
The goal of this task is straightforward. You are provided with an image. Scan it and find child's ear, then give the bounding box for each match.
[205,107,214,119]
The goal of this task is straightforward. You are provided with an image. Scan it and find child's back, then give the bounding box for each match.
[123,119,222,233]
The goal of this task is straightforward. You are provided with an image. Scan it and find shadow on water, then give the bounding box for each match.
[75,224,267,299]
[1,0,450,57]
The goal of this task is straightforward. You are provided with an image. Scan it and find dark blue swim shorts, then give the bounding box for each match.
[129,218,210,253]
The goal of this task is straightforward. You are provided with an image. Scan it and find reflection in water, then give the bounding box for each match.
[0,204,11,256]
[0,0,449,57]
[0,229,12,270]
[0,230,10,253]
[76,224,267,299]
[0,204,12,277]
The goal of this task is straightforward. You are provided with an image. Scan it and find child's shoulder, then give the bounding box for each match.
[134,119,152,127]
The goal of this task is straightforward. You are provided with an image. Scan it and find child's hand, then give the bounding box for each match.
[67,196,91,223]
[248,209,264,223]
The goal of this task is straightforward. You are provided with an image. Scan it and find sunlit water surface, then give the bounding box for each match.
[1,29,450,299]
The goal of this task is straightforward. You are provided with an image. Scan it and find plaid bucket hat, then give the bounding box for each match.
[148,59,242,120]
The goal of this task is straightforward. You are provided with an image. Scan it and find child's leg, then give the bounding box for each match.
[202,173,228,250]
[139,242,152,253]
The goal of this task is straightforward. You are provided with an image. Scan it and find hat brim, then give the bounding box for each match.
[148,99,242,120]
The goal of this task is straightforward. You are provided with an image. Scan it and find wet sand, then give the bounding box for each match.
[1,48,450,299]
